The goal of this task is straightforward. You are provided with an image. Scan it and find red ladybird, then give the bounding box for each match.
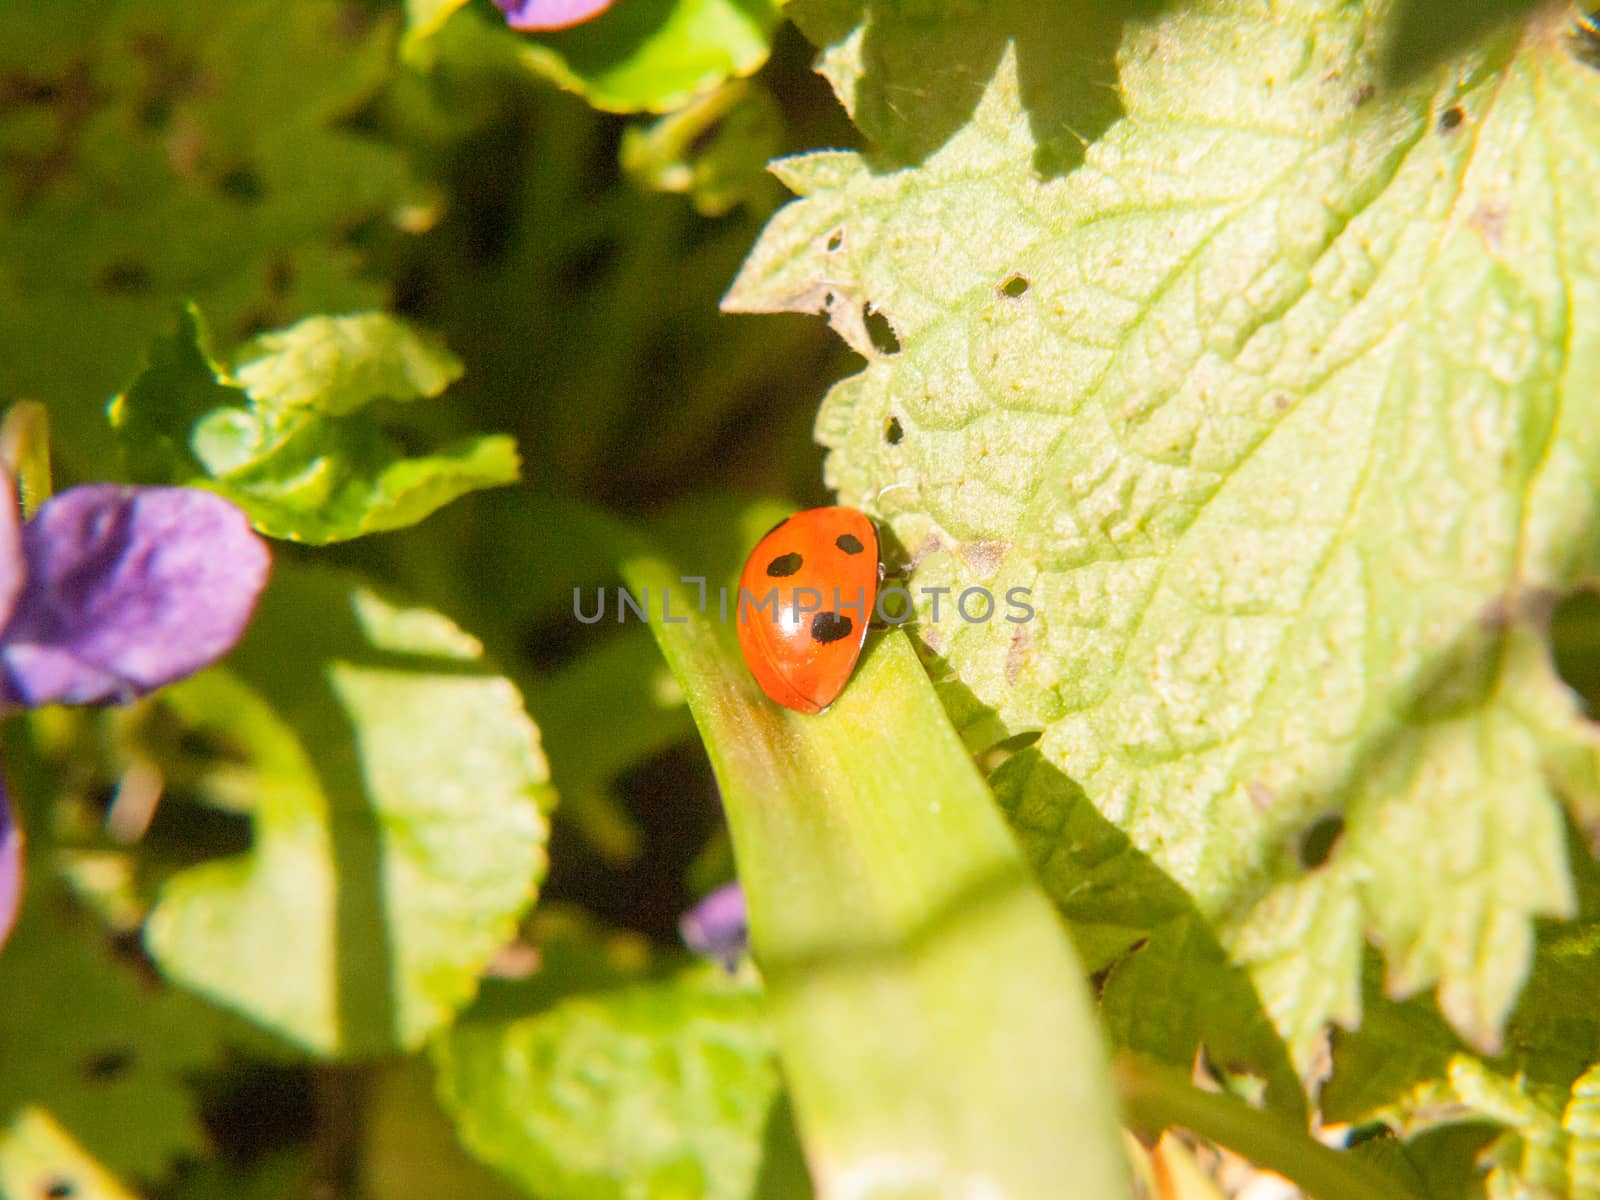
[736,507,880,714]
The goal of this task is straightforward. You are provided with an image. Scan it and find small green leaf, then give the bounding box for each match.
[625,499,1132,1200]
[403,0,473,56]
[436,954,788,1200]
[112,307,518,543]
[143,564,551,1057]
[230,313,464,416]
[0,401,53,517]
[510,0,782,114]
[621,81,784,217]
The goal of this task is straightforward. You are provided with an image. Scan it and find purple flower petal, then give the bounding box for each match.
[0,777,19,950]
[679,881,748,971]
[0,486,270,707]
[493,0,617,31]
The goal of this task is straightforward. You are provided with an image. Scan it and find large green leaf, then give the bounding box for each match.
[730,0,1600,1071]
[0,0,413,474]
[435,916,795,1200]
[624,499,1132,1200]
[143,564,551,1057]
[112,306,519,542]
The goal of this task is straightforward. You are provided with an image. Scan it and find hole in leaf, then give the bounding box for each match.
[884,416,904,445]
[862,305,900,355]
[43,1180,74,1199]
[1551,590,1600,714]
[199,1062,317,1166]
[999,273,1030,299]
[1437,105,1464,132]
[1298,815,1345,869]
[543,740,722,945]
[98,259,153,296]
[825,227,844,252]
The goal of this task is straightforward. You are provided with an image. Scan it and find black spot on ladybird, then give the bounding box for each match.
[766,552,803,578]
[835,533,865,555]
[811,612,854,644]
[1437,105,1464,132]
[884,416,904,445]
[999,273,1030,299]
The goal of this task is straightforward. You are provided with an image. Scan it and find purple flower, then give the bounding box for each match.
[679,881,748,971]
[492,0,617,31]
[0,486,270,707]
[0,482,270,950]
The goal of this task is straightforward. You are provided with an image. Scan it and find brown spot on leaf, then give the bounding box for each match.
[1006,626,1031,686]
[960,539,1010,577]
[1247,781,1275,812]
[1469,202,1507,252]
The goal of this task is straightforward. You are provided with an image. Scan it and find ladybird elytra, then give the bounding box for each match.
[736,506,880,714]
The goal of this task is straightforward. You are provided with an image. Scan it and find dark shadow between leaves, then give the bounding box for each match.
[787,0,1172,177]
[749,1087,814,1199]
[1378,0,1542,84]
[234,570,402,1058]
[989,748,1307,1120]
[530,0,681,75]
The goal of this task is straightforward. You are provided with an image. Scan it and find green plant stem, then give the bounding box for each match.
[1114,1054,1409,1200]
[0,401,51,517]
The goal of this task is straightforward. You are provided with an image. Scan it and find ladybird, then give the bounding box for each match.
[736,506,879,714]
